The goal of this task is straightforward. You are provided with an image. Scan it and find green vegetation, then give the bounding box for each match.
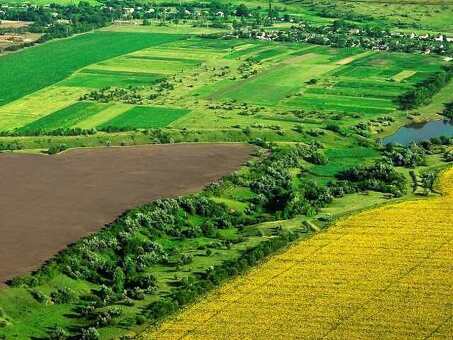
[98,106,190,130]
[18,102,107,133]
[0,32,183,106]
[0,1,452,338]
[1,137,450,338]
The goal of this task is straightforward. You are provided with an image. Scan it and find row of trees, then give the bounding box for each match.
[398,65,453,110]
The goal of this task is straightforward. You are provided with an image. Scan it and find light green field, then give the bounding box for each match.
[0,27,447,138]
[74,104,132,129]
[18,102,109,132]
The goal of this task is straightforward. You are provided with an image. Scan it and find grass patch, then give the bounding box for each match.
[98,106,189,129]
[62,71,165,89]
[0,32,183,106]
[308,147,380,178]
[18,102,109,132]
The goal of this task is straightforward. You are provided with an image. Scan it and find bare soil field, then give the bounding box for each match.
[0,143,252,284]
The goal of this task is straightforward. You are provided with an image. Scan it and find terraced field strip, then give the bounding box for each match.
[0,86,86,131]
[392,70,417,82]
[146,168,453,339]
[17,102,109,132]
[0,32,183,107]
[73,103,132,129]
[98,106,190,129]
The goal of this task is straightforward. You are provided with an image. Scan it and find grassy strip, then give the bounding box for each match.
[17,102,108,133]
[0,32,183,106]
[98,106,190,130]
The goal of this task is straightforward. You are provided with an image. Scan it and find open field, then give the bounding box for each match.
[0,143,252,283]
[0,12,452,339]
[0,32,446,136]
[146,167,453,339]
[0,31,182,107]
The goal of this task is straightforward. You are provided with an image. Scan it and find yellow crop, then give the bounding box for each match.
[146,168,453,339]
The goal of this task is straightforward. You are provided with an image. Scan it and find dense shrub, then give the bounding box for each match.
[397,65,453,110]
[51,287,77,304]
[334,161,407,197]
[384,143,426,168]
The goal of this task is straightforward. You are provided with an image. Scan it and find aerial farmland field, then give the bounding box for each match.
[146,168,453,339]
[0,35,446,134]
[0,0,452,339]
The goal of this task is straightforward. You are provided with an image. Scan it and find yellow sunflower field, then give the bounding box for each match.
[146,168,453,339]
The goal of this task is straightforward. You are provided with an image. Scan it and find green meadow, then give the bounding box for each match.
[98,106,190,129]
[0,31,446,136]
[0,32,183,107]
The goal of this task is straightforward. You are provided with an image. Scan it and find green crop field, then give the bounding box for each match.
[18,102,108,132]
[61,70,165,89]
[0,33,445,134]
[0,32,183,107]
[98,106,190,129]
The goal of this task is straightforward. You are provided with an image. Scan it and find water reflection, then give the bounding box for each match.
[383,119,453,145]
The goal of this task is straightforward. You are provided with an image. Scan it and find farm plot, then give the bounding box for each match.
[87,55,199,75]
[0,32,183,106]
[98,106,190,129]
[147,168,453,339]
[0,86,86,131]
[0,35,448,136]
[18,102,109,133]
[0,36,208,131]
[62,69,165,89]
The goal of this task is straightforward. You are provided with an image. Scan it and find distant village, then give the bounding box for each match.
[0,1,452,58]
[227,22,452,58]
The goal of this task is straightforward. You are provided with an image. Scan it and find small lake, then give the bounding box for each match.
[383,119,453,145]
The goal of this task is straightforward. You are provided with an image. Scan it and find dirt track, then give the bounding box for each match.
[0,144,252,284]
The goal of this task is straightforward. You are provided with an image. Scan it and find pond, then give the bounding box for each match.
[382,119,453,145]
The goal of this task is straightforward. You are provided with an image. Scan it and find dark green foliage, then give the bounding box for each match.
[444,150,453,162]
[384,143,426,168]
[0,141,22,151]
[297,143,328,165]
[397,65,453,110]
[112,268,125,294]
[48,326,68,340]
[79,327,100,340]
[47,144,68,155]
[421,172,436,195]
[29,289,51,305]
[1,127,98,137]
[441,102,453,119]
[334,161,407,197]
[50,287,77,304]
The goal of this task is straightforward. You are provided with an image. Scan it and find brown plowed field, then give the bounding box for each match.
[0,144,252,284]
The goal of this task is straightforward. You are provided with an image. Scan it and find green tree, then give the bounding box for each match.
[112,267,125,294]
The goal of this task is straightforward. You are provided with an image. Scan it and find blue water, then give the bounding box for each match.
[383,119,453,145]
